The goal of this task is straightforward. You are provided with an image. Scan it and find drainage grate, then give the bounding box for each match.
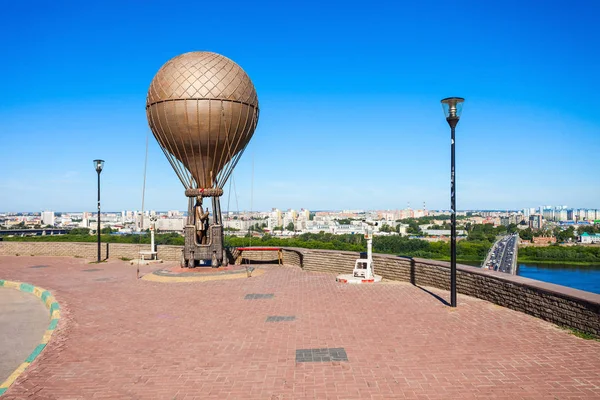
[244,293,274,300]
[30,265,49,269]
[296,348,348,363]
[266,316,296,322]
[82,268,103,272]
[94,278,111,281]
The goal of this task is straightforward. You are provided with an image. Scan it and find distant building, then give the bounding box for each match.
[532,236,556,244]
[423,229,466,236]
[156,218,185,232]
[542,208,554,221]
[529,214,543,230]
[522,208,536,218]
[580,232,600,244]
[555,209,568,222]
[41,211,55,226]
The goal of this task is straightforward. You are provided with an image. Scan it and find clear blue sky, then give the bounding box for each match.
[1,0,598,213]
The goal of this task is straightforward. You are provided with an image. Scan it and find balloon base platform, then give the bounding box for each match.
[336,274,382,284]
[130,259,163,266]
[141,264,266,283]
[165,264,245,274]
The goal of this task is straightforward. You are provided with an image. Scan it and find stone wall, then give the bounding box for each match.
[282,249,302,268]
[237,250,280,263]
[157,245,182,262]
[0,241,182,262]
[0,241,111,260]
[279,247,600,336]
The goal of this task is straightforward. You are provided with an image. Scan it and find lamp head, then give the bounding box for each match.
[441,97,465,128]
[93,159,105,173]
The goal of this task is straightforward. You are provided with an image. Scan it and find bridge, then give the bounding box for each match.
[0,228,68,238]
[482,233,518,274]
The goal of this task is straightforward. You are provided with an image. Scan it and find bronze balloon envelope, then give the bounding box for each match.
[146,51,259,194]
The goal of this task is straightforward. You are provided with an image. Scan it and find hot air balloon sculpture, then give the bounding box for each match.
[146,52,259,267]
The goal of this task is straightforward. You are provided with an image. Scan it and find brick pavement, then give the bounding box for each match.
[1,255,599,399]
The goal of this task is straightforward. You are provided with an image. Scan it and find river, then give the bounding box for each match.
[461,261,600,294]
[517,263,600,295]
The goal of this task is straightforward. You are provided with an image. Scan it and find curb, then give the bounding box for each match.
[0,280,60,396]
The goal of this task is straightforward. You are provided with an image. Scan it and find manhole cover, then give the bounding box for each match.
[296,348,348,363]
[245,293,274,300]
[266,316,296,322]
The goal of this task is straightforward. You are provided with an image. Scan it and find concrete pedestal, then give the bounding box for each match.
[336,274,382,284]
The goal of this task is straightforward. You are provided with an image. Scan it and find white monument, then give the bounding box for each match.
[337,221,382,284]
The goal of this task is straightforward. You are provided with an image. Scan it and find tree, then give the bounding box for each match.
[101,227,114,234]
[400,218,421,234]
[578,225,600,235]
[69,227,91,235]
[519,228,534,241]
[379,224,394,233]
[555,226,576,243]
[507,223,519,234]
[249,223,265,233]
[285,222,295,231]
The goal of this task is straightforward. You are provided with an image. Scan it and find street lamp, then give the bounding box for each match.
[93,159,105,262]
[441,97,464,307]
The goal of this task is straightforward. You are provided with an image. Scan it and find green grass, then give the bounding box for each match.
[565,327,599,341]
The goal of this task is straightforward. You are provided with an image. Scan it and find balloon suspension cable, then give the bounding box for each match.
[226,174,233,219]
[248,152,254,250]
[138,130,150,278]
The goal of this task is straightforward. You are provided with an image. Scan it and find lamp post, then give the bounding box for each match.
[93,159,105,262]
[441,97,464,307]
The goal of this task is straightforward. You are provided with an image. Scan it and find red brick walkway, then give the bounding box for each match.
[1,255,599,399]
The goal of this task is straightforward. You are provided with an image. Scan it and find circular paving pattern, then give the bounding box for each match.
[141,264,266,283]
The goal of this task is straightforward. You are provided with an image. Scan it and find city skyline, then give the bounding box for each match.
[3,204,600,216]
[1,1,599,212]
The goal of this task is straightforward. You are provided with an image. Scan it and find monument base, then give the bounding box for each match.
[336,274,382,284]
[130,259,163,266]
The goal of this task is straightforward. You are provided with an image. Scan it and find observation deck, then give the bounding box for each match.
[0,242,598,398]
